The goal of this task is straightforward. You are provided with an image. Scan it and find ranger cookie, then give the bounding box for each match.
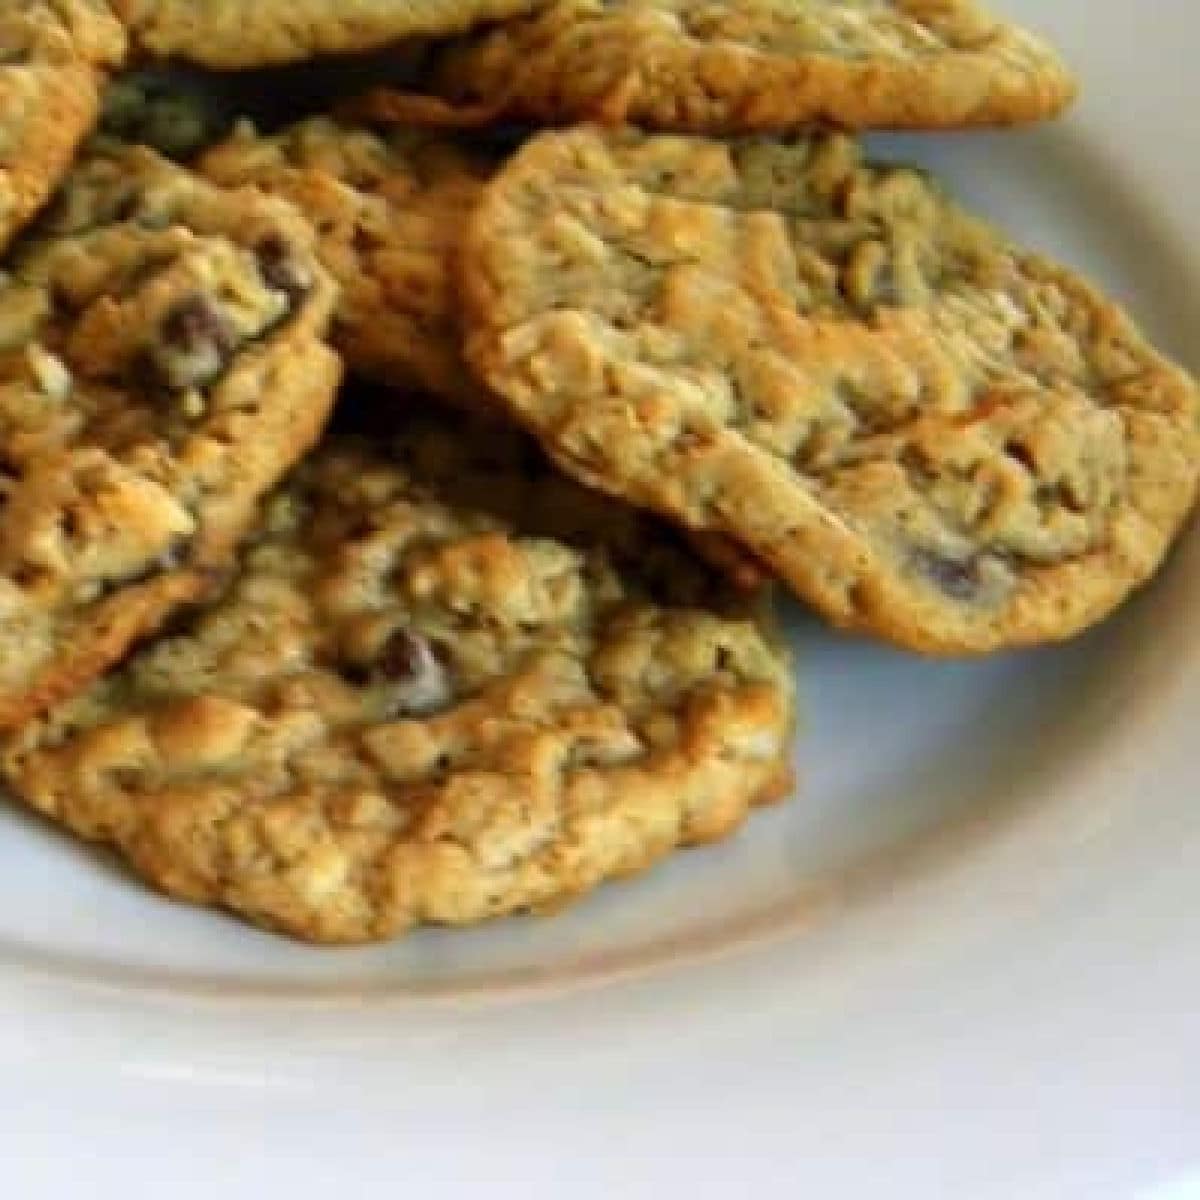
[201,117,499,403]
[112,0,544,70]
[349,0,1075,133]
[462,127,1200,654]
[200,118,767,587]
[0,142,340,729]
[3,409,795,943]
[0,1,127,251]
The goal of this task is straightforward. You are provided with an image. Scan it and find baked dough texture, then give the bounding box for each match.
[202,116,498,403]
[4,409,795,942]
[0,143,340,728]
[0,1,127,251]
[113,0,545,69]
[349,0,1076,133]
[463,127,1199,654]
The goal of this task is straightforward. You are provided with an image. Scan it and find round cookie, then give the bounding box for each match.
[347,0,1076,134]
[0,142,340,730]
[463,127,1200,655]
[0,1,127,252]
[3,408,795,943]
[201,116,499,404]
[112,0,545,70]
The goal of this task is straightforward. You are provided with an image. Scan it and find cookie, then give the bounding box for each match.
[462,127,1200,655]
[201,116,499,404]
[346,0,1076,134]
[0,1,127,252]
[2,407,795,943]
[112,0,545,70]
[200,119,771,590]
[0,143,340,730]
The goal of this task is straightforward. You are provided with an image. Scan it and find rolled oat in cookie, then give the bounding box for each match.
[3,408,795,944]
[0,143,340,730]
[347,0,1075,135]
[112,0,545,70]
[0,1,127,252]
[200,117,769,590]
[463,127,1200,655]
[200,116,502,406]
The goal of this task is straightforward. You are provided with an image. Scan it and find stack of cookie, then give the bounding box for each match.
[0,1,1194,944]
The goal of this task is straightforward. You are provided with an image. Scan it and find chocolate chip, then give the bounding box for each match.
[148,295,237,392]
[114,191,143,223]
[154,535,190,574]
[377,629,424,679]
[351,225,383,259]
[255,235,313,305]
[1005,440,1038,474]
[912,548,984,602]
[115,534,192,589]
[376,629,453,718]
[162,295,233,351]
[0,456,23,503]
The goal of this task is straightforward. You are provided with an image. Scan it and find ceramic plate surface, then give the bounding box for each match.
[5,3,1199,1196]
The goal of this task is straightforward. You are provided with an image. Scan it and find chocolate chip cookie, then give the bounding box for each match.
[112,0,544,70]
[201,116,499,404]
[0,1,127,252]
[463,127,1200,654]
[0,142,340,729]
[3,408,794,943]
[348,0,1075,134]
[200,118,768,588]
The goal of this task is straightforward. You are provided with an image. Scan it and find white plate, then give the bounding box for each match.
[5,3,1200,1196]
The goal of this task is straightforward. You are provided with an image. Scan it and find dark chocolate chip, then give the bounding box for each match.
[111,534,192,592]
[60,509,82,540]
[114,191,143,223]
[148,294,237,391]
[375,629,453,718]
[154,536,189,574]
[351,225,383,259]
[377,628,428,681]
[255,234,313,305]
[162,296,234,355]
[912,548,984,602]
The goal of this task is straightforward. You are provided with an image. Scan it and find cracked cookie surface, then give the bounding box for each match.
[350,0,1074,134]
[3,408,794,943]
[464,127,1200,654]
[201,117,499,404]
[0,1,127,252]
[0,142,340,729]
[112,0,544,70]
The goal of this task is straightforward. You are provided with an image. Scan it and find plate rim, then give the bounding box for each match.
[4,2,1200,1194]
